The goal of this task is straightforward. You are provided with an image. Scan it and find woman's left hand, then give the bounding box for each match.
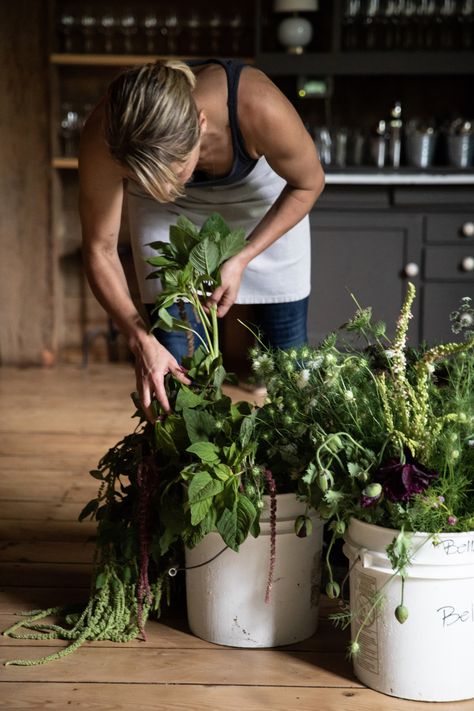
[207,254,247,317]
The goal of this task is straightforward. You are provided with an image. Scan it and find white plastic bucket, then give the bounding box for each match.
[344,518,474,702]
[185,493,324,647]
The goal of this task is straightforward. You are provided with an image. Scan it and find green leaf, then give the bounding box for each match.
[146,239,171,251]
[216,495,256,551]
[175,386,206,411]
[154,421,179,456]
[188,472,224,526]
[183,408,217,443]
[212,365,227,389]
[177,215,199,237]
[199,213,231,239]
[348,462,363,478]
[158,306,174,329]
[146,255,177,267]
[217,506,238,550]
[189,238,220,276]
[186,441,220,463]
[302,463,317,485]
[190,497,213,526]
[217,229,246,265]
[214,463,232,481]
[89,469,104,480]
[169,225,197,263]
[188,472,224,504]
[78,498,99,522]
[239,413,255,449]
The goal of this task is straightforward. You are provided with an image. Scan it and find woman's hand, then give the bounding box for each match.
[130,333,191,420]
[207,254,247,318]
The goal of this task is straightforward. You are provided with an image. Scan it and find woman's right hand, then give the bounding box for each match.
[130,333,191,420]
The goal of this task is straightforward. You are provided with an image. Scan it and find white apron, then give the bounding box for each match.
[126,156,311,305]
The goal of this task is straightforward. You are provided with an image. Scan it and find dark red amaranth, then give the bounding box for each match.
[264,468,277,604]
[136,457,157,640]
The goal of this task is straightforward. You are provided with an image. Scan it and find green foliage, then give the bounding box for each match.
[252,285,474,535]
[4,213,265,666]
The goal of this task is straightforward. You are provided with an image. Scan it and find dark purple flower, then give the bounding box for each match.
[374,452,439,503]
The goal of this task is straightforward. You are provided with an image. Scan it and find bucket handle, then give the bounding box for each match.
[168,545,229,577]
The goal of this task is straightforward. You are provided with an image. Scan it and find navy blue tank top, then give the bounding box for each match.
[186,58,258,188]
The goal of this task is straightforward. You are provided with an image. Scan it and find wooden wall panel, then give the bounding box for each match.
[0,2,55,365]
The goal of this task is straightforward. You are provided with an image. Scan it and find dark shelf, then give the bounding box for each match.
[256,51,474,76]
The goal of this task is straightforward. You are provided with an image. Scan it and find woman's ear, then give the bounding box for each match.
[199,110,208,134]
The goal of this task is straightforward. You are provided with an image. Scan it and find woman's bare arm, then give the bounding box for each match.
[79,107,190,416]
[208,69,325,316]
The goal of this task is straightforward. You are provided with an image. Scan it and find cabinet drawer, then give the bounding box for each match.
[424,246,474,280]
[425,214,474,243]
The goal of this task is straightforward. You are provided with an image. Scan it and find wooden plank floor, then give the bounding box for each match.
[1,364,473,711]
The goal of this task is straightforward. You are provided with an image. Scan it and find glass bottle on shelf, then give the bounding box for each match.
[185,12,202,55]
[208,12,223,55]
[141,13,160,54]
[120,9,138,54]
[342,0,362,50]
[163,12,181,54]
[80,7,98,53]
[229,13,244,55]
[99,10,118,54]
[388,101,403,168]
[58,9,77,53]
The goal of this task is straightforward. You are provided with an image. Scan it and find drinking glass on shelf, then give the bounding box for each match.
[80,7,98,53]
[120,9,138,54]
[59,103,81,157]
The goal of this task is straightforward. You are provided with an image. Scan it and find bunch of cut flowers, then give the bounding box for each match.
[250,285,474,615]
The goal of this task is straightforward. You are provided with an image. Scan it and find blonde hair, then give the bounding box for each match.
[105,60,200,202]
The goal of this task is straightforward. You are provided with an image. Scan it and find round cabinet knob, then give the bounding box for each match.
[461,256,474,272]
[461,222,474,238]
[404,262,419,277]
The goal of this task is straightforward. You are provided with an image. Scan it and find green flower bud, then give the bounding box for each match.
[294,515,313,538]
[350,640,360,656]
[362,482,383,499]
[245,483,256,497]
[327,435,343,453]
[283,414,293,426]
[318,469,334,492]
[395,604,409,624]
[326,581,341,599]
[335,520,346,535]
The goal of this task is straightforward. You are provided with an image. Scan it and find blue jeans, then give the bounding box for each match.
[145,297,308,364]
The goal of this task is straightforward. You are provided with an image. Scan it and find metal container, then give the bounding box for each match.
[447,134,474,169]
[405,130,437,169]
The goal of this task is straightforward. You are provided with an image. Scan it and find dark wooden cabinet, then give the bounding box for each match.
[308,185,474,347]
[308,210,422,344]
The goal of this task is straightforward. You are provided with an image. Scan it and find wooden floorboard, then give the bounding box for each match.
[0,364,471,710]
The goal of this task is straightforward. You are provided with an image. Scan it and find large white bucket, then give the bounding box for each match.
[185,493,324,647]
[344,517,474,702]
